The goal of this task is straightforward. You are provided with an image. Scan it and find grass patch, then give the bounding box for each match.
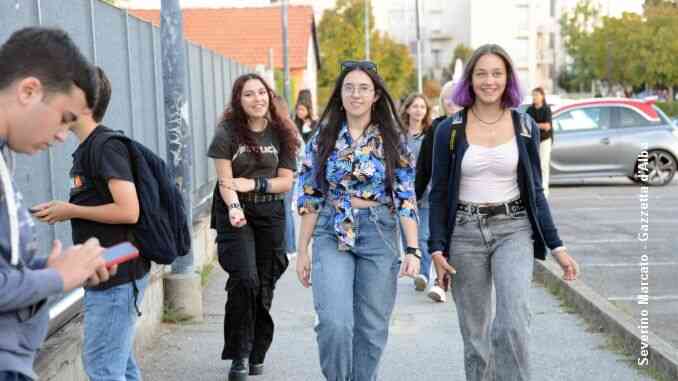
[540,279,670,381]
[162,304,194,325]
[200,262,215,288]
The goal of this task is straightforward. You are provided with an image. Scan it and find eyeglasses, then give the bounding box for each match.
[340,60,378,73]
[341,84,374,97]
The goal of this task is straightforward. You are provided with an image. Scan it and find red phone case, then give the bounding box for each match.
[104,243,140,268]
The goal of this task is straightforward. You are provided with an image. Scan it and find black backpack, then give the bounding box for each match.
[86,129,191,265]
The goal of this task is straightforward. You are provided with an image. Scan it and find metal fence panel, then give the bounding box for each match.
[95,2,133,137]
[186,43,202,193]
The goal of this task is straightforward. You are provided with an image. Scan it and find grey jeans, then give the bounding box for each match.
[448,208,534,381]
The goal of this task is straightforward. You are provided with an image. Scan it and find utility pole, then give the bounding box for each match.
[415,0,422,93]
[365,0,370,60]
[282,0,291,111]
[160,0,202,321]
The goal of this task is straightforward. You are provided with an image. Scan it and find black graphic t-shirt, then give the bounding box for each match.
[207,122,296,177]
[69,126,150,290]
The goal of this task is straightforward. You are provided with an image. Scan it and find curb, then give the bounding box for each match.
[534,258,678,381]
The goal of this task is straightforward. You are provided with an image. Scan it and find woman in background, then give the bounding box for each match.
[414,80,463,302]
[525,87,553,198]
[399,93,435,298]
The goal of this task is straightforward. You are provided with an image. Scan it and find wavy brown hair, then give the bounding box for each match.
[399,93,432,133]
[218,73,299,158]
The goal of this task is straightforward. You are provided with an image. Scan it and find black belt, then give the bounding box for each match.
[457,198,525,217]
[238,191,285,203]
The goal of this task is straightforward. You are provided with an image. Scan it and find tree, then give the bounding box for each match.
[441,43,473,82]
[453,43,473,64]
[588,13,647,90]
[642,3,678,98]
[423,79,441,101]
[560,0,678,97]
[643,0,677,10]
[316,0,415,109]
[559,0,600,92]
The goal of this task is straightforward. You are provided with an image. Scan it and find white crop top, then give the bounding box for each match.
[459,137,520,204]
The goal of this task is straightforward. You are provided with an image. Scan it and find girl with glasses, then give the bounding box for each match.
[295,61,420,381]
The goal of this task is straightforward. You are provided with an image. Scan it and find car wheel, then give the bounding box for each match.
[634,150,677,186]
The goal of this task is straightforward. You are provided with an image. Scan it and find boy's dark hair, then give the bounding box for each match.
[0,27,97,108]
[92,67,112,123]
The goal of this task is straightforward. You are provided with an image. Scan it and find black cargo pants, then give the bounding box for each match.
[216,199,289,364]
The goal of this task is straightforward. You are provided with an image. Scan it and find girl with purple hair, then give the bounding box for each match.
[427,44,579,381]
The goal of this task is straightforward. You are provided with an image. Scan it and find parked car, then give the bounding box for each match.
[548,98,678,186]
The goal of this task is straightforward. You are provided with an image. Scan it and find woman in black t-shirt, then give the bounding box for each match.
[526,87,553,197]
[207,73,299,381]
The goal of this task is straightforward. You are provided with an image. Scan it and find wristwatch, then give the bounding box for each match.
[405,246,422,260]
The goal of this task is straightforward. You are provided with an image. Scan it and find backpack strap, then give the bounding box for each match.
[84,130,129,195]
[0,150,20,267]
[448,110,464,154]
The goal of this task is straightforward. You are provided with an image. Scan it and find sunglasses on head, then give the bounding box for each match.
[340,60,378,73]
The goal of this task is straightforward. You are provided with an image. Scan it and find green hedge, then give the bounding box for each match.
[656,101,678,117]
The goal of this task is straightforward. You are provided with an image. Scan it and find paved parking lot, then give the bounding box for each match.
[549,177,678,350]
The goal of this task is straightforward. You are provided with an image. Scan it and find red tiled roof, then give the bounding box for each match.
[131,6,318,70]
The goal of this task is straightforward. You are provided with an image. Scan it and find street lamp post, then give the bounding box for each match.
[415,0,422,93]
[365,0,370,61]
[282,0,291,111]
[160,0,202,321]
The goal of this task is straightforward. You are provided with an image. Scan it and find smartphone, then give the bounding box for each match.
[103,242,139,268]
[28,206,42,214]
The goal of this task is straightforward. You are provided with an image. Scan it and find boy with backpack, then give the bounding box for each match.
[33,67,150,381]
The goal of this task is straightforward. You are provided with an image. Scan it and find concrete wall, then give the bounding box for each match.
[34,214,217,381]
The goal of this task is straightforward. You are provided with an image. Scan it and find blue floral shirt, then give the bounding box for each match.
[297,123,417,251]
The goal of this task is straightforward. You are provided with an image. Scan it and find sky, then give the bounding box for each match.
[120,0,644,26]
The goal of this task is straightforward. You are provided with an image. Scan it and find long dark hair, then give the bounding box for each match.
[532,86,547,107]
[315,66,404,193]
[294,89,314,123]
[218,73,299,158]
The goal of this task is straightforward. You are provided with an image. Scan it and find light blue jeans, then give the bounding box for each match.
[311,205,400,381]
[83,274,149,381]
[448,209,534,381]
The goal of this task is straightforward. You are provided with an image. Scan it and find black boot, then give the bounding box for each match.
[229,358,248,381]
[249,362,264,376]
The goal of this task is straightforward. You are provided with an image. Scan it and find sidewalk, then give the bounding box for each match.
[139,259,654,381]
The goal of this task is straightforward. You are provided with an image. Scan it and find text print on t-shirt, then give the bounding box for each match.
[232,144,279,162]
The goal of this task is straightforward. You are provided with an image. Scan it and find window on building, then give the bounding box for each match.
[516,5,529,34]
[432,49,441,68]
[549,33,555,49]
[550,0,556,17]
[514,37,529,64]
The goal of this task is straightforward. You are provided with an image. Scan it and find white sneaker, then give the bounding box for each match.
[413,275,428,291]
[427,285,447,303]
